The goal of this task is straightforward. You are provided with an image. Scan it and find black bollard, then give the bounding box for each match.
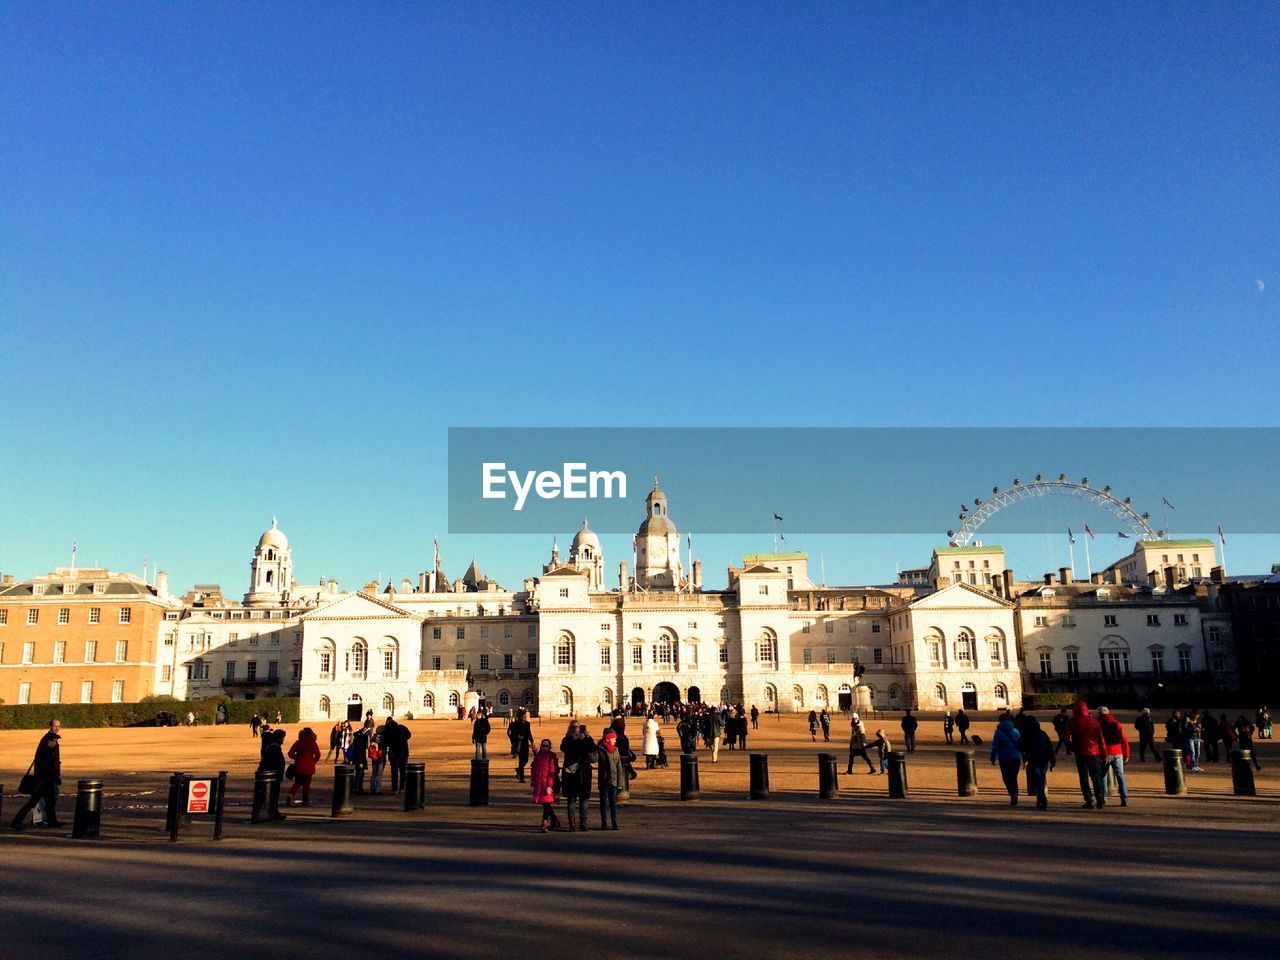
[72,779,103,839]
[1163,749,1187,796]
[1231,750,1257,796]
[251,770,280,823]
[164,771,186,834]
[956,750,978,797]
[749,753,770,800]
[887,750,908,798]
[818,753,839,799]
[404,761,426,811]
[0,782,5,826]
[680,752,700,800]
[331,764,355,817]
[469,759,490,806]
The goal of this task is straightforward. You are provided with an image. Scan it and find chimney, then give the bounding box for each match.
[1210,565,1225,584]
[1148,570,1160,588]
[329,579,339,593]
[1043,573,1054,586]
[1112,567,1123,585]
[1002,569,1014,598]
[1207,580,1220,609]
[362,579,378,596]
[619,560,628,591]
[935,577,948,591]
[402,578,413,594]
[1164,567,1176,593]
[693,559,703,590]
[1058,566,1070,585]
[1090,572,1104,585]
[419,572,429,592]
[992,575,1003,598]
[1,574,12,586]
[155,571,169,597]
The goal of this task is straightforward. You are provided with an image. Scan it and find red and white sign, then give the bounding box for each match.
[187,779,212,814]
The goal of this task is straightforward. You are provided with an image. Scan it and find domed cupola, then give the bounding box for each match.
[635,476,683,591]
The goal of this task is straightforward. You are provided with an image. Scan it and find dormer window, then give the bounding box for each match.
[64,583,76,594]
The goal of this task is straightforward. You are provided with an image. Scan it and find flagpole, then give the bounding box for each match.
[1084,535,1092,580]
[1068,536,1076,580]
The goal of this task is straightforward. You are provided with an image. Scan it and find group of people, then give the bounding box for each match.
[846,712,894,774]
[530,715,637,831]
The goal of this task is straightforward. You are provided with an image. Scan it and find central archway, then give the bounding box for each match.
[687,685,702,703]
[652,681,681,704]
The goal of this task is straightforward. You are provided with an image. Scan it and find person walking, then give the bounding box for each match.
[351,724,370,794]
[704,705,723,763]
[1134,708,1161,762]
[1257,706,1272,740]
[509,708,534,782]
[955,709,971,745]
[819,709,831,743]
[1165,709,1185,757]
[942,711,955,746]
[286,727,321,807]
[900,709,919,753]
[1051,707,1071,756]
[1097,706,1130,807]
[750,705,760,730]
[597,728,623,830]
[1024,720,1056,810]
[325,721,341,762]
[530,739,561,832]
[989,712,1023,805]
[383,717,412,792]
[10,720,63,831]
[250,713,262,739]
[1065,700,1107,809]
[1235,715,1263,771]
[737,706,749,750]
[1201,711,1221,764]
[642,713,661,769]
[846,713,876,774]
[472,707,492,759]
[559,720,596,831]
[1184,709,1205,773]
[256,728,288,820]
[808,710,820,742]
[873,729,892,775]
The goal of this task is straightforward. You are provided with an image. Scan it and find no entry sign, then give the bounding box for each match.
[187,779,212,814]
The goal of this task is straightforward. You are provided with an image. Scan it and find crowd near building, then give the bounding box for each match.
[1,481,1275,721]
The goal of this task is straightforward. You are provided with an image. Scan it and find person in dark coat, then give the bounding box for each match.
[989,714,1023,805]
[1134,708,1161,762]
[1024,722,1057,810]
[250,713,262,738]
[819,709,832,742]
[1051,707,1071,755]
[596,728,624,830]
[900,709,919,753]
[610,713,637,780]
[472,708,492,759]
[509,708,534,782]
[955,709,971,744]
[942,712,955,745]
[558,720,596,831]
[351,725,371,794]
[10,720,62,830]
[383,717,413,793]
[256,729,288,820]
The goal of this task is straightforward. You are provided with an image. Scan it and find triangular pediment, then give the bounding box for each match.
[301,591,421,622]
[909,582,1013,610]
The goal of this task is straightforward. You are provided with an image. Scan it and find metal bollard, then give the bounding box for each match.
[0,782,5,826]
[331,764,355,817]
[469,759,490,806]
[749,753,770,800]
[164,771,187,834]
[887,750,908,798]
[818,753,839,799]
[1231,750,1257,796]
[251,770,281,823]
[72,779,103,839]
[680,753,700,800]
[404,761,426,811]
[1163,749,1187,796]
[956,750,978,797]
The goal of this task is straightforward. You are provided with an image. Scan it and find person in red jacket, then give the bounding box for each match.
[287,727,322,806]
[1065,699,1107,809]
[1097,706,1131,807]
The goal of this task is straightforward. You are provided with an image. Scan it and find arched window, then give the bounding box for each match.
[815,684,828,706]
[381,693,395,714]
[653,631,675,668]
[499,690,511,706]
[719,686,731,704]
[422,691,435,711]
[523,688,535,705]
[763,684,777,705]
[266,549,274,561]
[792,685,804,707]
[448,691,460,708]
[756,630,777,666]
[381,639,398,678]
[319,695,331,718]
[934,683,947,704]
[994,683,1009,705]
[554,633,575,672]
[601,688,614,708]
[955,630,974,663]
[348,640,368,678]
[265,569,273,584]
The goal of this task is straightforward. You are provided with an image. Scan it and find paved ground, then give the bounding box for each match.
[1,714,1277,959]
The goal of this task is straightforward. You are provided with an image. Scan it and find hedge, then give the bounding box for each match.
[1020,693,1080,711]
[0,695,299,730]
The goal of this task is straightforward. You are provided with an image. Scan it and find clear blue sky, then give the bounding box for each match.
[2,2,1277,594]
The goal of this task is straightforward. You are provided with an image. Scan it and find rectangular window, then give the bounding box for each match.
[115,640,128,662]
[803,648,812,664]
[456,656,466,670]
[504,653,513,670]
[802,622,811,634]
[249,632,259,645]
[162,665,172,682]
[81,680,94,703]
[1151,651,1164,675]
[1038,652,1052,678]
[383,651,395,674]
[1102,651,1129,677]
[825,621,834,634]
[1034,616,1048,627]
[246,661,257,681]
[480,653,490,670]
[58,607,69,624]
[431,656,442,670]
[26,609,38,625]
[929,641,942,665]
[600,646,611,667]
[632,645,643,666]
[18,681,31,705]
[1208,626,1222,643]
[1147,614,1160,626]
[22,640,36,663]
[989,641,1002,664]
[1178,650,1193,674]
[1066,652,1079,678]
[50,640,64,664]
[85,640,98,663]
[1173,614,1188,626]
[319,652,332,676]
[527,652,537,669]
[111,680,125,703]
[456,627,465,640]
[758,585,768,595]
[0,609,7,625]
[119,608,131,624]
[225,661,236,681]
[269,660,279,679]
[873,648,883,664]
[871,622,881,634]
[1061,615,1075,627]
[826,648,836,665]
[432,627,442,640]
[719,644,729,664]
[50,680,62,704]
[504,626,513,640]
[1104,614,1118,627]
[1211,654,1225,672]
[228,632,239,643]
[559,588,569,598]
[480,626,489,639]
[89,607,100,624]
[847,621,856,633]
